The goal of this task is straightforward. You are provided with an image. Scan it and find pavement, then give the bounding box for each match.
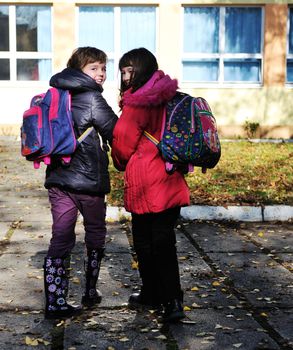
[0,137,293,350]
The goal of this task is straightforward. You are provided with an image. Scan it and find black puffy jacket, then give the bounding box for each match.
[44,67,118,195]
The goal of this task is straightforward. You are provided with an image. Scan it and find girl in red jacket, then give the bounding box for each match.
[111,48,190,323]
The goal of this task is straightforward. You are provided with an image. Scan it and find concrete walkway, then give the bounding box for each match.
[0,137,292,350]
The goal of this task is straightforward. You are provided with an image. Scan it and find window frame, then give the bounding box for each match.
[76,5,158,85]
[0,4,53,85]
[286,6,293,86]
[181,5,264,88]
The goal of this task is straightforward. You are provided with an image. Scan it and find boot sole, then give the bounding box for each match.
[45,307,82,319]
[162,311,185,323]
[81,296,102,307]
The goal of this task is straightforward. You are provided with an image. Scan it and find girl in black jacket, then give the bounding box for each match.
[43,47,118,319]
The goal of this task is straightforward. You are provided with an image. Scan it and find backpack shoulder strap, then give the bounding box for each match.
[143,130,159,145]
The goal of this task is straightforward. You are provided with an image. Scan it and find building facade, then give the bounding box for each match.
[0,0,293,138]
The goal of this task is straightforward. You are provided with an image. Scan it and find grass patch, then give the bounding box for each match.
[108,141,293,206]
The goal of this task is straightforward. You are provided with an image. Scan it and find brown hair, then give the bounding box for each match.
[67,47,107,70]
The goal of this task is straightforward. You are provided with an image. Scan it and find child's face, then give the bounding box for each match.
[82,61,106,85]
[121,66,134,87]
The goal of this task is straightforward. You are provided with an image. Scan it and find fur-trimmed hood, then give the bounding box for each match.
[121,70,178,107]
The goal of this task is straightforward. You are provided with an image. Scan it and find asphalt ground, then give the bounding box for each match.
[0,137,292,350]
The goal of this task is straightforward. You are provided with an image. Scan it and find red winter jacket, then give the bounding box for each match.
[111,70,190,214]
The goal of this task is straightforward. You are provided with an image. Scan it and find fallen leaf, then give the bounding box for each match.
[200,294,209,298]
[25,336,38,346]
[140,328,149,333]
[119,337,129,342]
[36,338,50,346]
[191,286,199,291]
[178,256,188,260]
[131,260,138,270]
[215,324,223,329]
[191,302,200,308]
[71,277,80,284]
[156,335,167,340]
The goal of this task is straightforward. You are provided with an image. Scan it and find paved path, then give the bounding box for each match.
[0,138,292,349]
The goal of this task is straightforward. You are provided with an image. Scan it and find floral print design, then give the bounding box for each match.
[83,249,103,301]
[44,256,70,312]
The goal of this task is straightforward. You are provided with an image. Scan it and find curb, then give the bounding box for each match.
[106,205,293,222]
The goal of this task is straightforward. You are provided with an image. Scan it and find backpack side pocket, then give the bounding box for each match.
[21,105,43,157]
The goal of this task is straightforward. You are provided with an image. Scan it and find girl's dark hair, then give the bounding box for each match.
[119,47,158,93]
[67,47,107,70]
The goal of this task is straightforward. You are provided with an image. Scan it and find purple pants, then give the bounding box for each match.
[47,187,106,257]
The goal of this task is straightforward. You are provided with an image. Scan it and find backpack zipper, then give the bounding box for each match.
[167,94,190,130]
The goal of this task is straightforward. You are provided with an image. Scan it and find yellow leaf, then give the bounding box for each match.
[25,336,38,346]
[178,256,187,260]
[131,260,138,270]
[258,231,264,237]
[212,281,221,287]
[36,338,50,345]
[183,306,191,311]
[191,286,199,291]
[71,277,80,284]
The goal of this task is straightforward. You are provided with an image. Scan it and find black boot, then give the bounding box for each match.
[81,248,104,307]
[162,299,185,323]
[44,256,82,319]
[128,291,161,309]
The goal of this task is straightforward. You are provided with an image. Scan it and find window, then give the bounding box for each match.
[182,6,263,85]
[78,6,157,81]
[0,5,52,81]
[287,7,293,83]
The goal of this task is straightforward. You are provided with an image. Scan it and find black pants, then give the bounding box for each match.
[131,207,182,305]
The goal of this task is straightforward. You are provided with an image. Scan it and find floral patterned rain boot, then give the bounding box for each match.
[44,256,82,319]
[81,248,104,307]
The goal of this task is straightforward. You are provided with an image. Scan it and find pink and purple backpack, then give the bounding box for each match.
[144,92,221,174]
[21,88,93,169]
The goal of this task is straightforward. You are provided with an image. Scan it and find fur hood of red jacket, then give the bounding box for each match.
[120,70,178,108]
